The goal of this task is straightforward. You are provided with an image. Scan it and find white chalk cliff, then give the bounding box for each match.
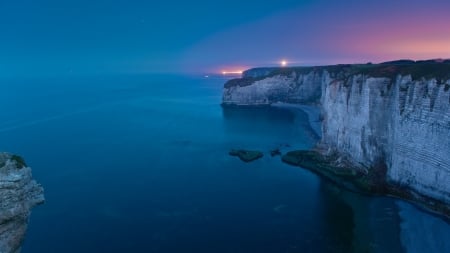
[0,153,44,253]
[223,70,322,105]
[222,61,450,206]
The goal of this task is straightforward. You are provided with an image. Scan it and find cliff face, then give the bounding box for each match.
[223,71,322,105]
[0,153,44,253]
[321,74,393,167]
[222,62,450,205]
[388,77,450,203]
[322,75,450,203]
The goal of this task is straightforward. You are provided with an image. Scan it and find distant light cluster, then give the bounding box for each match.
[222,71,243,75]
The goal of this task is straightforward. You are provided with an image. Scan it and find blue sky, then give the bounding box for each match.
[0,0,307,77]
[1,0,449,77]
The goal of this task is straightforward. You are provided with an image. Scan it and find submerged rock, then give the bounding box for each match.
[0,153,44,253]
[270,148,282,157]
[229,149,263,163]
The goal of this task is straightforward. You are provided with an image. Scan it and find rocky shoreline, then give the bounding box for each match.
[272,102,450,219]
[222,60,450,218]
[223,101,450,218]
[281,149,450,219]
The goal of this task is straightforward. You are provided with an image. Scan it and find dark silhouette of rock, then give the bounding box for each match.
[229,149,263,162]
[270,148,282,157]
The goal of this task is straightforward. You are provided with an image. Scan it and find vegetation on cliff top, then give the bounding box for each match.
[224,60,450,88]
[11,155,27,169]
[0,153,27,170]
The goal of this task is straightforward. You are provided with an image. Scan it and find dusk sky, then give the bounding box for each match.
[1,0,450,77]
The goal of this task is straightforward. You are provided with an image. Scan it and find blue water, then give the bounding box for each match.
[0,74,448,252]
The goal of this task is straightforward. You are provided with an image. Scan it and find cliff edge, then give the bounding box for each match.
[222,60,450,213]
[0,153,44,253]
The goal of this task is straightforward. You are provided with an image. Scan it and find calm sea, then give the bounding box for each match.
[0,74,448,253]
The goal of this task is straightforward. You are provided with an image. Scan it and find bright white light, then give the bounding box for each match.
[281,60,287,67]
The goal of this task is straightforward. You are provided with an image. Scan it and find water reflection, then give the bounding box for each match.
[221,105,318,148]
[222,106,295,131]
[221,104,450,253]
[319,182,356,252]
[12,75,449,253]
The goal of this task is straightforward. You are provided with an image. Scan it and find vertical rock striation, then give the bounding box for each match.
[388,77,450,203]
[321,74,450,204]
[0,153,44,253]
[222,61,450,208]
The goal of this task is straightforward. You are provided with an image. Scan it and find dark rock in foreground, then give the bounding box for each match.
[0,153,44,253]
[282,150,450,217]
[282,150,380,192]
[229,149,263,163]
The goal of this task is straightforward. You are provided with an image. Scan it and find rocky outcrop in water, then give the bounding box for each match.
[0,153,44,253]
[229,149,264,162]
[222,60,450,210]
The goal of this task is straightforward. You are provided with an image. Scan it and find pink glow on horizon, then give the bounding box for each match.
[293,2,450,62]
[181,0,450,72]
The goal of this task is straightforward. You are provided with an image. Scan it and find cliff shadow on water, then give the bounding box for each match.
[317,181,406,253]
[221,105,319,145]
[221,105,406,253]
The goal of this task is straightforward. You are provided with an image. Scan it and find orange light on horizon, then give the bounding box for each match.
[221,70,243,75]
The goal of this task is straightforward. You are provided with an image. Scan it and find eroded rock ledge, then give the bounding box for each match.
[282,150,450,217]
[0,153,44,253]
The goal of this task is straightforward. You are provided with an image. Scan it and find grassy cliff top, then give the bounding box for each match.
[225,59,450,88]
[0,153,27,170]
